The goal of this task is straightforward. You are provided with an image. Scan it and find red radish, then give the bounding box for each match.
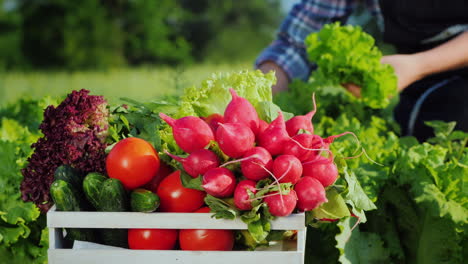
[233,180,257,210]
[272,155,303,184]
[159,113,214,153]
[258,112,289,156]
[285,94,317,136]
[216,123,255,158]
[282,134,325,162]
[295,176,327,212]
[203,113,224,133]
[240,147,273,181]
[302,156,338,187]
[257,119,269,136]
[166,149,220,178]
[224,88,260,135]
[264,190,297,217]
[202,167,236,198]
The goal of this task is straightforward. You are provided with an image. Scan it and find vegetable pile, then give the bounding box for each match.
[157,86,373,247]
[3,23,465,263]
[16,70,375,253]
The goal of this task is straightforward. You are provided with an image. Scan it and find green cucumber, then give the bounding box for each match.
[99,178,129,212]
[83,172,107,210]
[50,180,97,242]
[99,228,128,248]
[54,165,83,191]
[130,189,160,212]
[98,178,129,248]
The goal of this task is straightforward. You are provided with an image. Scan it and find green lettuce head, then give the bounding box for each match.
[176,70,275,118]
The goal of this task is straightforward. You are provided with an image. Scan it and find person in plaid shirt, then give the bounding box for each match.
[256,0,468,141]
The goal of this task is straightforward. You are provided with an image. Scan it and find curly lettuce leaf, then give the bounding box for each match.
[177,70,275,118]
[395,140,468,227]
[309,188,350,221]
[0,139,46,263]
[336,217,390,264]
[305,22,397,109]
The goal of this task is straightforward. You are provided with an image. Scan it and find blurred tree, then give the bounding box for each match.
[181,0,281,62]
[106,0,192,65]
[20,0,124,70]
[0,0,28,69]
[0,0,281,70]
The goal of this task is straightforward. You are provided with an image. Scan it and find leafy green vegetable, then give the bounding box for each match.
[0,113,47,263]
[255,101,294,122]
[305,22,397,109]
[204,195,240,220]
[179,171,204,191]
[176,70,275,118]
[335,217,390,264]
[241,203,274,243]
[108,99,167,150]
[309,188,350,221]
[275,77,466,263]
[342,169,377,220]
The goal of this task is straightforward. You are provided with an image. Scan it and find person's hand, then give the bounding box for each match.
[342,54,425,97]
[342,83,362,98]
[380,54,424,92]
[257,61,290,94]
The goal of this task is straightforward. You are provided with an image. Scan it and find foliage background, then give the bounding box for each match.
[0,0,282,70]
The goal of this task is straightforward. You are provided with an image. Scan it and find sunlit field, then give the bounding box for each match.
[0,62,251,106]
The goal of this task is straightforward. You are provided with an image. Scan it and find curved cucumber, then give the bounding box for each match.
[83,172,107,210]
[98,178,129,248]
[130,189,160,213]
[99,178,129,212]
[54,165,83,191]
[50,180,97,242]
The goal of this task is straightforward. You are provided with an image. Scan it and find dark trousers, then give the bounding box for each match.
[394,71,468,142]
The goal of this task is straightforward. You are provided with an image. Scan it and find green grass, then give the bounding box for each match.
[0,62,252,106]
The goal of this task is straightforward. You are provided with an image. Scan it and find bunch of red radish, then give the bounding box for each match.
[159,88,342,217]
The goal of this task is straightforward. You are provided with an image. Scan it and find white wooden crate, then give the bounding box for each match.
[47,206,306,264]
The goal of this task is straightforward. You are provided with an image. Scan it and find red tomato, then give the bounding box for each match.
[195,207,211,213]
[156,171,206,212]
[128,229,177,250]
[144,161,173,191]
[179,206,234,251]
[106,137,160,190]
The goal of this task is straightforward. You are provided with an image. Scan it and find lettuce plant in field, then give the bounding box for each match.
[274,80,467,264]
[0,102,53,263]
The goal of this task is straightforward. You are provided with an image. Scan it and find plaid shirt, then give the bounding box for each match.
[256,0,383,81]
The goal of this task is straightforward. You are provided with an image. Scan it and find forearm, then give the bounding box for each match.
[255,0,357,93]
[414,32,468,78]
[258,61,290,94]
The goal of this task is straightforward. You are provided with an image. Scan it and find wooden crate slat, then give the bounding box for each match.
[49,249,304,264]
